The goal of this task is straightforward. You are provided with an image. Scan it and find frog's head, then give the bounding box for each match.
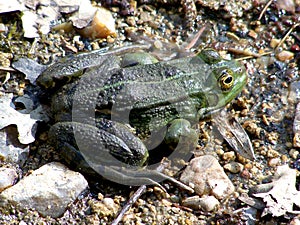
[197,49,247,118]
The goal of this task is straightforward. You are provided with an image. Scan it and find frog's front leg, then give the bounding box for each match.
[163,119,198,161]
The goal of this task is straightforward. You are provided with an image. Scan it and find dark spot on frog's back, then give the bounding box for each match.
[164,67,182,78]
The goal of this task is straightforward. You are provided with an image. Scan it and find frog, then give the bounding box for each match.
[36,46,247,187]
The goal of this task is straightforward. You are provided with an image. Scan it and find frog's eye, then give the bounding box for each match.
[218,69,234,91]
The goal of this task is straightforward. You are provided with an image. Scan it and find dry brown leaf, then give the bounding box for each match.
[72,6,116,39]
[253,165,300,217]
[214,109,255,160]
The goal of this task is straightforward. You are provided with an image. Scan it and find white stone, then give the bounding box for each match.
[0,167,18,192]
[180,155,235,199]
[0,162,88,218]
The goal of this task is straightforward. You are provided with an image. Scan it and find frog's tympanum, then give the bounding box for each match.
[37,47,247,186]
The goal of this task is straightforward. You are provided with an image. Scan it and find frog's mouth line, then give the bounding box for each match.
[198,107,224,121]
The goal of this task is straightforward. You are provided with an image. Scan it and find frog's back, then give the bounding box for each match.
[97,56,212,108]
[87,56,212,130]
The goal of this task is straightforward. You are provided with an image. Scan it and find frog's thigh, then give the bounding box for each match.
[50,121,147,167]
[164,119,198,155]
[96,118,149,166]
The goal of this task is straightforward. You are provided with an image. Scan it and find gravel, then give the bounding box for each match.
[0,0,300,224]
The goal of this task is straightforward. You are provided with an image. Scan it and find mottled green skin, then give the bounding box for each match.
[37,48,247,177]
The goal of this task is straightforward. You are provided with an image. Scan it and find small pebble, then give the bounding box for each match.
[182,195,220,212]
[97,193,104,201]
[270,38,280,48]
[223,162,244,173]
[161,199,172,207]
[215,148,224,156]
[289,149,299,159]
[126,16,136,26]
[248,30,258,39]
[182,196,201,210]
[240,169,252,179]
[281,154,288,163]
[267,149,280,158]
[286,142,293,148]
[291,44,300,52]
[90,198,118,217]
[244,163,253,170]
[294,133,300,148]
[268,157,281,167]
[276,50,294,61]
[169,194,180,203]
[103,198,118,213]
[222,151,236,161]
[139,11,152,22]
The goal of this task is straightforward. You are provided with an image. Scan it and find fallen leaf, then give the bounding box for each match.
[213,109,255,160]
[21,10,39,38]
[12,58,47,84]
[70,0,97,29]
[0,0,25,13]
[0,127,29,165]
[0,93,47,144]
[71,3,117,39]
[253,165,300,217]
[20,0,81,38]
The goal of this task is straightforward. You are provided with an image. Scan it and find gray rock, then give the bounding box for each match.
[0,167,18,192]
[180,155,235,199]
[0,162,88,218]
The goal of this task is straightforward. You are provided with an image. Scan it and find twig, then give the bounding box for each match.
[228,48,261,58]
[111,185,146,225]
[185,26,206,50]
[111,164,167,225]
[110,162,191,224]
[235,51,272,61]
[275,23,300,51]
[0,66,16,72]
[258,0,273,21]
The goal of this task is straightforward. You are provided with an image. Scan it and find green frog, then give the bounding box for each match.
[37,47,247,186]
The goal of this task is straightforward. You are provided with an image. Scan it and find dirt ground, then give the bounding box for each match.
[1,0,300,224]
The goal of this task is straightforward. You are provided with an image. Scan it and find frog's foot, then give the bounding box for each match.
[96,162,195,192]
[140,169,194,193]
